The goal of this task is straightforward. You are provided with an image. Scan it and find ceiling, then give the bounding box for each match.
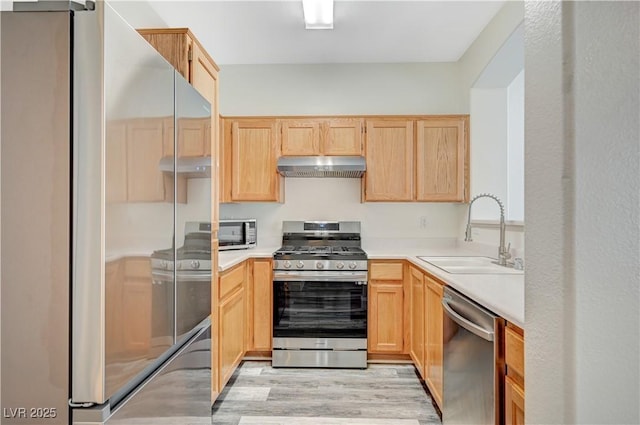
[147,1,506,66]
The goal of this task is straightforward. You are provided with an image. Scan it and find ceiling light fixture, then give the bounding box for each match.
[302,0,334,30]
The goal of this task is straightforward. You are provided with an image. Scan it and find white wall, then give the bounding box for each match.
[469,88,509,218]
[465,6,525,256]
[468,71,523,224]
[525,1,640,424]
[457,1,524,113]
[220,62,468,244]
[106,179,212,256]
[506,70,524,222]
[108,0,168,29]
[220,63,463,116]
[221,179,464,248]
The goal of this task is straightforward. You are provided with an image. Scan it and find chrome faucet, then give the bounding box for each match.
[464,193,512,266]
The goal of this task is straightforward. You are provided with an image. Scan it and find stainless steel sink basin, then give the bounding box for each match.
[417,256,524,275]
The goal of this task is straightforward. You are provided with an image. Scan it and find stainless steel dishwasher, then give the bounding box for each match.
[442,286,501,425]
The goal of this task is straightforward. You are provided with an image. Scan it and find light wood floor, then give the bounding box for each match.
[212,361,441,425]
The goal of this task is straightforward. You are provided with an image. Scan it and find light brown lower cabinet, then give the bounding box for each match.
[368,261,406,354]
[409,266,425,377]
[105,257,152,358]
[505,322,525,425]
[121,258,153,355]
[424,274,444,409]
[215,258,273,398]
[216,262,246,392]
[251,259,273,351]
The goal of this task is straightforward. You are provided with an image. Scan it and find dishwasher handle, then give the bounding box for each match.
[442,297,494,342]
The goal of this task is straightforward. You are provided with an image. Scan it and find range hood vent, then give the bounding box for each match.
[277,156,366,178]
[159,156,211,178]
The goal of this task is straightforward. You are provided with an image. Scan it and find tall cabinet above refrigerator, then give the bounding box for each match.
[1,1,214,423]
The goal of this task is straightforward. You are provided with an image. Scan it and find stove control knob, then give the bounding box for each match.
[296,261,305,269]
[316,262,324,270]
[283,260,292,269]
[190,260,200,269]
[336,262,345,270]
[348,262,357,270]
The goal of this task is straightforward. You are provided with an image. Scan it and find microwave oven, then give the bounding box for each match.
[219,219,257,250]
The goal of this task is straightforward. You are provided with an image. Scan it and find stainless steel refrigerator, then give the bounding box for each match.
[1,1,213,423]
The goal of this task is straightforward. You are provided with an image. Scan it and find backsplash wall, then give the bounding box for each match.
[220,178,466,247]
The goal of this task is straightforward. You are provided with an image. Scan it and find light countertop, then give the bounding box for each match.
[218,241,524,329]
[218,245,279,271]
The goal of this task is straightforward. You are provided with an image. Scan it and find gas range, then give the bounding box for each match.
[272,220,368,369]
[151,222,212,272]
[273,221,368,272]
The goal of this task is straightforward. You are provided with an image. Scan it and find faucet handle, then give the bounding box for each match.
[513,257,524,270]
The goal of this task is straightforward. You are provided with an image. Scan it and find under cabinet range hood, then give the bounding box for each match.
[277,156,366,178]
[159,156,212,178]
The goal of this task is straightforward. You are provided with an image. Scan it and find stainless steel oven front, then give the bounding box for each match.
[272,270,368,368]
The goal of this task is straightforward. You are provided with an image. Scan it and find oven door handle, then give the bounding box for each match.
[273,271,368,282]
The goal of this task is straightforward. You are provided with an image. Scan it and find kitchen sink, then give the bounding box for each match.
[417,256,524,275]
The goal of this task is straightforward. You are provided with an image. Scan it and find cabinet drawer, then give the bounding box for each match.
[219,263,245,300]
[505,325,525,378]
[369,262,403,280]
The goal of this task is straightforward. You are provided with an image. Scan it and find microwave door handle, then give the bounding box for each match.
[244,222,250,242]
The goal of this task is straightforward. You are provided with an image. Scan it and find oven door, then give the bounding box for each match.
[272,270,368,340]
[176,270,212,343]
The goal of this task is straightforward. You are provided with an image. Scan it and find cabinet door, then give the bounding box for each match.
[126,118,166,202]
[188,38,218,213]
[280,119,321,156]
[252,259,273,351]
[368,282,404,353]
[505,376,525,425]
[211,239,220,399]
[409,267,425,378]
[162,116,175,157]
[219,287,245,390]
[122,259,152,355]
[322,118,363,156]
[189,38,217,106]
[364,120,414,201]
[231,120,281,201]
[425,276,444,408]
[416,118,468,202]
[177,117,208,157]
[105,260,123,357]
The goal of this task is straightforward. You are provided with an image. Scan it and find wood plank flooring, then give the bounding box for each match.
[212,361,441,425]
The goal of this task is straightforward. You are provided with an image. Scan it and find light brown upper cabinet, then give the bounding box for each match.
[280,119,321,156]
[221,118,283,202]
[178,117,211,158]
[137,27,220,224]
[106,118,186,204]
[364,116,469,203]
[280,118,364,156]
[416,117,469,202]
[364,119,414,201]
[137,28,219,107]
